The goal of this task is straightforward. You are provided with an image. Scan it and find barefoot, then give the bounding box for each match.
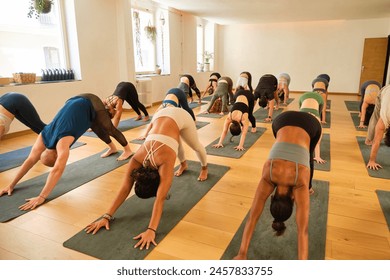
[143,115,150,122]
[309,188,315,195]
[365,139,373,146]
[251,127,257,133]
[219,112,224,116]
[135,115,142,121]
[101,148,118,158]
[117,150,134,161]
[175,161,188,176]
[198,166,208,181]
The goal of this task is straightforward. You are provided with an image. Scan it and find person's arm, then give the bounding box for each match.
[359,101,369,128]
[19,136,74,210]
[235,118,249,151]
[213,117,231,148]
[234,173,274,259]
[293,181,310,260]
[321,93,327,123]
[133,162,174,250]
[367,118,385,170]
[0,134,46,197]
[85,157,142,234]
[137,122,153,140]
[112,99,124,128]
[265,99,275,122]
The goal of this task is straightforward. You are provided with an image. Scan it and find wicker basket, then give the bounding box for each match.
[13,73,36,84]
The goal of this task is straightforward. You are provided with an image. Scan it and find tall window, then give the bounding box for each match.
[197,20,215,72]
[0,0,68,78]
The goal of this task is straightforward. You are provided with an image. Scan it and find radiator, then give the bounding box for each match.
[136,78,152,108]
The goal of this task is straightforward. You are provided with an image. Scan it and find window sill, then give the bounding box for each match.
[0,79,80,87]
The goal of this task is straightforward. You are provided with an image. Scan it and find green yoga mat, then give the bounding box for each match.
[356,136,390,179]
[63,160,230,260]
[254,108,284,123]
[375,190,390,230]
[314,133,330,171]
[221,179,329,260]
[129,121,210,145]
[350,112,367,131]
[205,127,266,159]
[0,151,130,222]
[83,117,152,137]
[345,100,360,112]
[0,141,86,173]
[279,98,295,106]
[326,99,331,110]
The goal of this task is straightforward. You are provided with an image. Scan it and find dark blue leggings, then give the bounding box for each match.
[166,88,195,120]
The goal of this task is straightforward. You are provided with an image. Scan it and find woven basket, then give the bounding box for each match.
[13,73,36,84]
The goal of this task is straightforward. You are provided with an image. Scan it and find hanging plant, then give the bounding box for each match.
[27,0,53,18]
[144,22,157,42]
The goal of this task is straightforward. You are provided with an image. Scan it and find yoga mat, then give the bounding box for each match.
[326,99,331,110]
[63,160,230,260]
[0,141,86,173]
[0,150,130,222]
[254,108,284,123]
[189,101,207,109]
[350,112,367,131]
[345,100,360,112]
[83,117,152,137]
[221,179,329,260]
[356,136,390,179]
[202,95,213,101]
[322,111,331,129]
[205,127,266,159]
[129,121,210,145]
[197,112,226,118]
[279,98,294,106]
[314,133,331,171]
[375,190,390,230]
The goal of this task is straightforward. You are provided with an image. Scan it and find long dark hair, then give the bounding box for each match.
[270,191,294,236]
[131,166,160,199]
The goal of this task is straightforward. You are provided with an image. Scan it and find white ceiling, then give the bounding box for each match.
[153,0,390,25]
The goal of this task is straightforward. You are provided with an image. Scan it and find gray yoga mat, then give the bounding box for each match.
[326,99,331,110]
[221,179,329,260]
[321,111,331,129]
[345,100,360,112]
[197,112,226,118]
[0,150,130,222]
[350,112,367,131]
[205,127,266,159]
[314,133,330,171]
[0,141,86,173]
[63,160,230,260]
[356,136,390,179]
[202,95,213,101]
[83,117,152,137]
[189,101,208,109]
[254,107,284,123]
[279,98,295,106]
[375,190,390,230]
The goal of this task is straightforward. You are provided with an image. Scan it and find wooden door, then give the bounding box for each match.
[359,37,388,91]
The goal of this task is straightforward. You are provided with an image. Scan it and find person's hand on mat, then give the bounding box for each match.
[321,120,327,124]
[0,185,15,196]
[85,218,110,234]
[367,160,382,170]
[357,124,367,129]
[265,117,272,122]
[137,135,146,140]
[19,196,45,211]
[212,143,224,148]
[365,139,373,146]
[314,157,326,164]
[133,229,157,250]
[234,145,245,151]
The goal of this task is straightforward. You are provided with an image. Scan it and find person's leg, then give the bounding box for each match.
[13,94,46,134]
[176,92,196,120]
[205,94,219,113]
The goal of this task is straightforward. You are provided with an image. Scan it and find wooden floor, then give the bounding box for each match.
[0,92,389,260]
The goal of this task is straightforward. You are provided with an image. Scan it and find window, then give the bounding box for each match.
[0,0,68,78]
[131,7,170,75]
[197,20,215,72]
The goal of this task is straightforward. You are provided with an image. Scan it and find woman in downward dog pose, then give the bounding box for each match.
[84,106,208,250]
[213,88,256,151]
[203,76,233,115]
[233,110,322,260]
[311,74,330,124]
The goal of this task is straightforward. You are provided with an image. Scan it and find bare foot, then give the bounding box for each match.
[219,112,224,116]
[309,188,314,195]
[198,166,208,181]
[251,127,257,133]
[117,151,134,161]
[143,116,150,122]
[135,115,142,121]
[175,161,188,176]
[365,139,373,146]
[101,148,118,158]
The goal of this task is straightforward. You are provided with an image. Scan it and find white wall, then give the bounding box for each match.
[218,17,390,93]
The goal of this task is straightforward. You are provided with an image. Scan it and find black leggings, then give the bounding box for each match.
[78,93,128,147]
[121,83,149,116]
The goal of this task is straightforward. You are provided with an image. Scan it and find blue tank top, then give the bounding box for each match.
[41,97,95,149]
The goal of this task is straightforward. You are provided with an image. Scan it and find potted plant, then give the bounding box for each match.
[27,0,53,18]
[144,23,157,42]
[203,51,213,72]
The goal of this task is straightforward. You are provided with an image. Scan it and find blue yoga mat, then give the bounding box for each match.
[0,141,86,173]
[0,150,130,222]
